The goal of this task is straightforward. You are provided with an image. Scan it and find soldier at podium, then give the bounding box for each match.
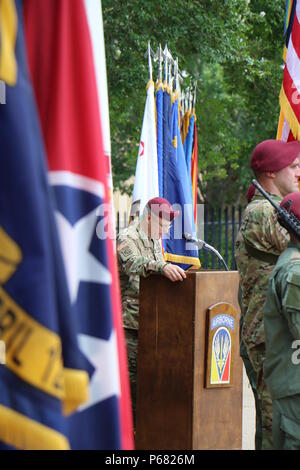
[117,197,186,427]
[235,139,300,449]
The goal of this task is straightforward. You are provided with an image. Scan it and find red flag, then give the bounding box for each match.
[24,0,133,449]
[191,118,198,223]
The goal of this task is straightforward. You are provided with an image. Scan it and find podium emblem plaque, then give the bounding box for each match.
[206,302,237,388]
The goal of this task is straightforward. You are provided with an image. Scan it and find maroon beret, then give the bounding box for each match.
[146,197,180,221]
[251,139,300,173]
[280,192,300,221]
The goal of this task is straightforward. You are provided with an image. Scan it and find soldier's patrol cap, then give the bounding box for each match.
[146,197,180,221]
[251,139,300,173]
[280,192,300,221]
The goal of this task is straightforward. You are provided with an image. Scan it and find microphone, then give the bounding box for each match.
[184,232,229,271]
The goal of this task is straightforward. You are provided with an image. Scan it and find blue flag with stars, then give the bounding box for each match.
[0,0,88,450]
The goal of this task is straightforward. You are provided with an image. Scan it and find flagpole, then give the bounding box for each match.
[185,90,188,114]
[168,61,172,92]
[174,57,179,92]
[181,91,185,115]
[158,43,163,83]
[193,80,197,111]
[147,41,152,81]
[164,44,169,86]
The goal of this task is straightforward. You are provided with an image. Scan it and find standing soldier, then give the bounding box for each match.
[264,192,300,449]
[235,139,300,449]
[117,197,186,428]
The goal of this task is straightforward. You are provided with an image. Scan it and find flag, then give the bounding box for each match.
[181,109,191,144]
[156,81,164,197]
[277,0,300,141]
[132,79,159,216]
[163,94,200,270]
[0,0,88,449]
[277,0,296,141]
[163,86,173,197]
[183,112,195,190]
[85,0,116,231]
[83,0,133,447]
[276,109,295,141]
[285,0,295,34]
[191,116,198,223]
[24,0,133,449]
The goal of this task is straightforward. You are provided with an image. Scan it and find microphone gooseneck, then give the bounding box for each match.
[184,232,229,271]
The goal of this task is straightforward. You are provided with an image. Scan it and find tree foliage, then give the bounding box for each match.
[102,0,285,205]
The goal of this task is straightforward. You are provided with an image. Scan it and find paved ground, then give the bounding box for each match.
[242,365,255,450]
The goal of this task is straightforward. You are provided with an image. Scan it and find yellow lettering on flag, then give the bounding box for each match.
[0,286,65,399]
[0,227,89,412]
[0,405,70,449]
[0,225,22,283]
[0,286,89,412]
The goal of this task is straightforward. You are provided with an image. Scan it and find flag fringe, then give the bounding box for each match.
[279,86,300,141]
[63,368,89,415]
[171,91,179,104]
[0,0,18,85]
[283,45,287,62]
[146,79,154,91]
[164,252,201,268]
[0,405,70,450]
[163,82,171,95]
[276,108,285,140]
[155,80,163,92]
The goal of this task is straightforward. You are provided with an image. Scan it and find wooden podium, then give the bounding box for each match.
[135,270,243,450]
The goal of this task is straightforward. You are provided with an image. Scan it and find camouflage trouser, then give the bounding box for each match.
[125,328,138,429]
[247,344,273,450]
[239,307,262,450]
[272,394,300,450]
[240,340,262,450]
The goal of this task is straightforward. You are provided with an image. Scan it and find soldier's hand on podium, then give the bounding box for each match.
[162,263,186,282]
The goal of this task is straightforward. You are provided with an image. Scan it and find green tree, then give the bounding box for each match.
[102,0,285,205]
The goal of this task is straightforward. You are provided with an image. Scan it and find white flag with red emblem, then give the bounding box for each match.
[132,80,159,215]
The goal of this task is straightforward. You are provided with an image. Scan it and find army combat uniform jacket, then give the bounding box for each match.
[235,192,289,351]
[235,192,289,449]
[263,243,300,450]
[264,243,300,399]
[117,220,167,331]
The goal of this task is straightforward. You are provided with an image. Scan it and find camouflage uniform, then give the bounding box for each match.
[235,191,289,449]
[117,220,167,425]
[264,243,300,449]
[239,288,262,450]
